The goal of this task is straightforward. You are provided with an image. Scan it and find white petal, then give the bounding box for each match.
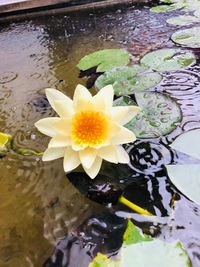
[112,126,136,145]
[79,147,97,169]
[107,122,121,139]
[48,134,71,148]
[111,106,141,125]
[54,100,74,118]
[45,88,73,114]
[42,147,65,161]
[35,117,60,137]
[74,98,94,113]
[63,147,80,172]
[52,118,71,135]
[120,106,141,125]
[116,145,130,164]
[73,84,92,109]
[97,145,118,163]
[83,156,102,179]
[93,85,114,111]
[93,95,106,111]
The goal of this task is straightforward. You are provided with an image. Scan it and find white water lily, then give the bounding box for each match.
[35,84,141,178]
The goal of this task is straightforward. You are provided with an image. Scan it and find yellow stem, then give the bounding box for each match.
[119,196,153,216]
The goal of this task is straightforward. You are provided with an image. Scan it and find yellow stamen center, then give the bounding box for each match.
[71,111,108,147]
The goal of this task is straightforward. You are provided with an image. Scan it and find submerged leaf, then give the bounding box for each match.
[115,92,182,138]
[166,164,200,205]
[167,15,200,26]
[141,49,195,71]
[171,27,200,47]
[95,65,162,96]
[14,148,43,156]
[78,49,130,72]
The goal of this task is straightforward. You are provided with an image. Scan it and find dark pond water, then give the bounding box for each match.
[1,2,200,266]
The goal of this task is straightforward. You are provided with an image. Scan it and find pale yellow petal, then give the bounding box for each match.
[116,145,130,164]
[97,145,118,163]
[93,91,106,111]
[112,126,136,145]
[73,84,92,109]
[54,100,74,118]
[48,134,71,148]
[63,147,80,172]
[42,147,65,161]
[52,118,72,135]
[45,88,73,114]
[83,156,102,179]
[35,117,60,137]
[93,85,114,111]
[107,122,121,139]
[120,106,141,125]
[72,143,86,151]
[74,98,94,113]
[79,147,97,169]
[111,106,141,125]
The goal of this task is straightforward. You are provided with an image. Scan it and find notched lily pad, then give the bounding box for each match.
[95,65,162,96]
[171,27,200,47]
[77,49,130,72]
[167,15,200,26]
[115,92,182,138]
[140,49,195,71]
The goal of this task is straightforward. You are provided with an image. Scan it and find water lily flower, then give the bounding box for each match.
[35,84,141,178]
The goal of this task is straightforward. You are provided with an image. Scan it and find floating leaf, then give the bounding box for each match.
[14,148,43,156]
[150,4,180,12]
[166,164,200,205]
[0,132,12,153]
[114,96,137,107]
[170,129,200,160]
[171,27,200,47]
[167,15,200,26]
[141,49,195,71]
[115,92,181,138]
[77,49,130,72]
[95,65,162,96]
[90,221,191,267]
[194,9,200,18]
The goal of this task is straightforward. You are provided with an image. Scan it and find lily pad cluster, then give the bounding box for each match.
[166,129,200,205]
[151,0,200,12]
[89,220,191,267]
[78,48,194,138]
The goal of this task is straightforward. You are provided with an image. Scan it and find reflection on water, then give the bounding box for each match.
[1,3,200,266]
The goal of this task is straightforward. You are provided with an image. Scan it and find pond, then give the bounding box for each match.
[1,1,200,266]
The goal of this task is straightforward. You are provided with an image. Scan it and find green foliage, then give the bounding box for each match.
[77,49,130,72]
[14,148,43,156]
[167,15,200,26]
[171,27,200,47]
[95,65,162,96]
[141,49,195,71]
[123,219,153,245]
[117,92,182,138]
[89,221,191,267]
[150,4,180,12]
[151,0,200,12]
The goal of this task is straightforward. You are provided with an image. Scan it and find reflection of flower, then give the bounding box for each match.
[35,84,140,178]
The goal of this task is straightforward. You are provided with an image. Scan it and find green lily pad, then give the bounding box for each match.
[182,0,200,11]
[114,96,137,107]
[89,220,191,267]
[170,129,200,160]
[140,49,195,72]
[150,4,180,12]
[14,148,43,156]
[171,27,200,47]
[166,164,200,205]
[167,15,200,26]
[77,49,130,72]
[115,92,182,138]
[0,132,12,153]
[95,65,162,96]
